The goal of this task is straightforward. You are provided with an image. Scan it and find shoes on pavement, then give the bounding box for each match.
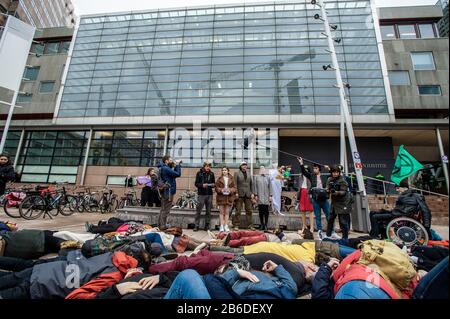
[224,225,230,232]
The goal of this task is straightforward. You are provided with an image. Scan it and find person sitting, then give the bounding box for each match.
[369,178,432,239]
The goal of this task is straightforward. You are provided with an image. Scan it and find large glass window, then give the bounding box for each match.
[59,2,389,118]
[167,128,278,168]
[88,130,166,166]
[411,52,435,70]
[17,131,88,183]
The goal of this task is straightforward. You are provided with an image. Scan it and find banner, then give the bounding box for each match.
[391,145,424,185]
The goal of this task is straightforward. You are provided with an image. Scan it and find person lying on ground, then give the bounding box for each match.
[207,229,303,248]
[312,240,424,299]
[163,256,297,299]
[209,236,356,264]
[0,229,64,260]
[85,217,149,235]
[95,271,180,299]
[0,246,151,299]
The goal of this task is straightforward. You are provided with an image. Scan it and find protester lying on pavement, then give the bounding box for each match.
[311,240,421,299]
[207,229,303,248]
[0,242,153,299]
[0,229,64,260]
[209,236,356,264]
[163,255,297,299]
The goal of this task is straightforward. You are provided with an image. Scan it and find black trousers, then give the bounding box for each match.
[258,205,269,229]
[141,187,161,208]
[0,268,32,299]
[369,210,394,238]
[0,256,35,272]
[326,209,351,239]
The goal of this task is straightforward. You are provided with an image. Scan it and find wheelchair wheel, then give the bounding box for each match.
[386,217,429,247]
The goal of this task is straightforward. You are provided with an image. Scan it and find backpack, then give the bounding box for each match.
[357,240,418,293]
[81,236,143,258]
[157,167,171,194]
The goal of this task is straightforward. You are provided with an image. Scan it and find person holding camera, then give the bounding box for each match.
[325,166,352,240]
[194,161,216,232]
[158,155,182,230]
[297,157,330,238]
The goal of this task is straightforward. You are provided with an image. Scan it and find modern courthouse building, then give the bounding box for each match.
[0,0,448,193]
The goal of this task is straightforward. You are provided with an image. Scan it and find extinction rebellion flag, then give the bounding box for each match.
[391,145,424,185]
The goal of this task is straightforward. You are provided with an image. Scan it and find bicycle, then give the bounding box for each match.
[173,190,198,210]
[98,187,118,213]
[117,188,140,209]
[19,185,76,220]
[1,184,34,218]
[73,187,99,213]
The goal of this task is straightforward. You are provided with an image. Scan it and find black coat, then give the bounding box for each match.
[0,163,15,195]
[326,175,352,215]
[195,169,215,196]
[392,189,432,229]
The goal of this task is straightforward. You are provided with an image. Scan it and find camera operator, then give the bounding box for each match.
[325,166,352,240]
[158,155,182,230]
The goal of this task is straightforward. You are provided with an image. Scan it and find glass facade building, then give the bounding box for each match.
[58,0,390,119]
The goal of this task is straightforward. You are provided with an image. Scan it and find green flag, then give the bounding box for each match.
[391,145,424,185]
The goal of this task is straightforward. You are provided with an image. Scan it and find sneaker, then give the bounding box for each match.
[219,225,225,232]
[84,222,92,233]
[318,230,324,240]
[330,231,341,240]
[224,225,230,232]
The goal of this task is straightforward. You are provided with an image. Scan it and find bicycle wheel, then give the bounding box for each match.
[99,198,109,214]
[19,195,45,220]
[58,195,76,216]
[3,200,22,218]
[66,195,78,212]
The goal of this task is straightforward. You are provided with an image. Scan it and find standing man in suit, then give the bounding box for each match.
[233,161,255,230]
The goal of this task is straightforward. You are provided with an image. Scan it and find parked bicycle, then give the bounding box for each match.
[72,187,100,213]
[117,188,140,209]
[173,190,198,210]
[98,187,118,213]
[19,185,76,220]
[1,184,34,218]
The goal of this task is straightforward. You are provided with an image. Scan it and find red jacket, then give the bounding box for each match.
[65,252,138,299]
[332,250,405,299]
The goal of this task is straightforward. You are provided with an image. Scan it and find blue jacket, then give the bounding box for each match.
[159,163,181,196]
[220,265,297,299]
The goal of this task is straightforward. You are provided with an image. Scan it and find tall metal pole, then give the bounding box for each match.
[13,128,25,169]
[80,128,93,186]
[318,0,366,195]
[436,127,449,194]
[250,128,255,176]
[340,110,346,173]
